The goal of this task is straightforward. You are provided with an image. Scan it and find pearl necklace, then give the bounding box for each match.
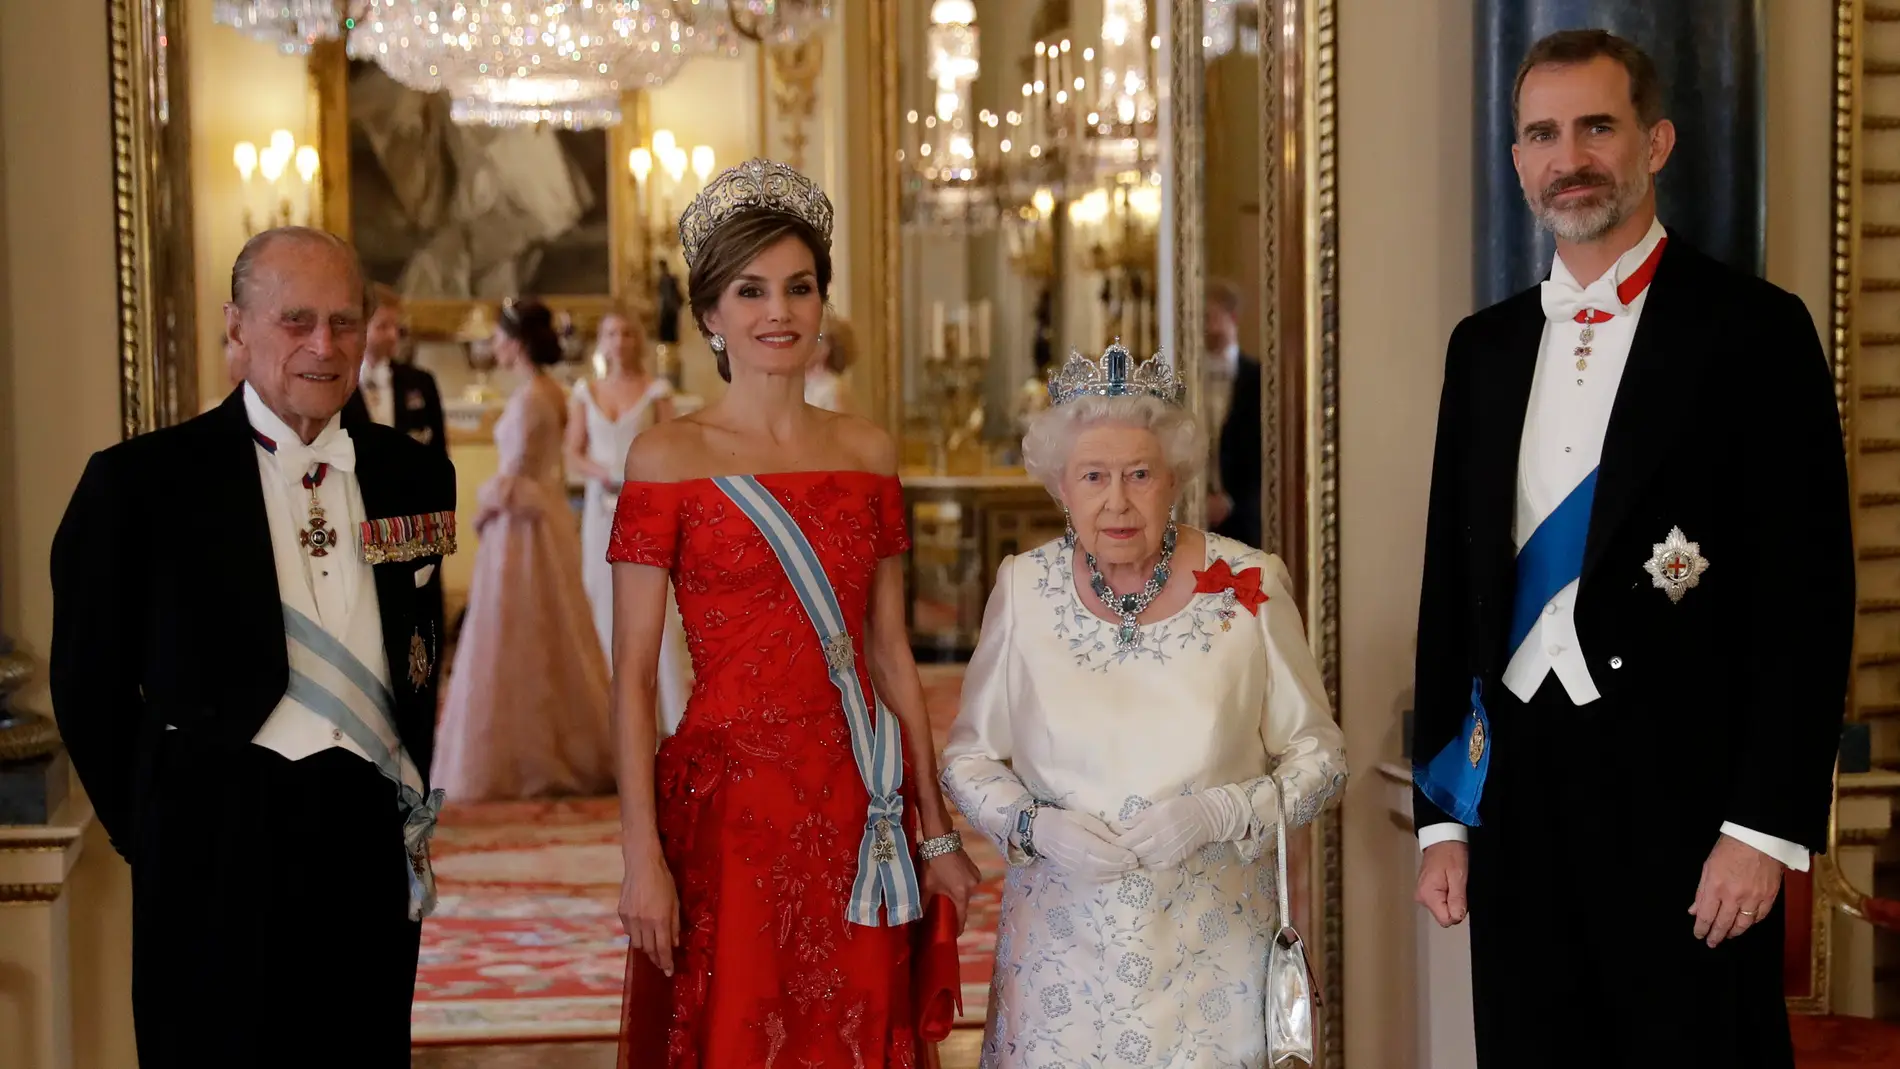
[1084,521,1179,650]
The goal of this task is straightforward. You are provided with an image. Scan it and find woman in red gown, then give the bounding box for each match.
[608,159,981,1069]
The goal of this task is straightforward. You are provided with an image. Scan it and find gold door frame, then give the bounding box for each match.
[856,0,1346,1057]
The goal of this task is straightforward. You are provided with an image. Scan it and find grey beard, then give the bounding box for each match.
[1532,170,1650,243]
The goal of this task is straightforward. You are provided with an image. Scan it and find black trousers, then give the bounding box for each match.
[131,734,421,1067]
[1465,678,1793,1069]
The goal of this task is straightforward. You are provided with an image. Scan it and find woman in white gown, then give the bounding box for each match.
[940,343,1348,1068]
[802,311,854,412]
[565,309,692,733]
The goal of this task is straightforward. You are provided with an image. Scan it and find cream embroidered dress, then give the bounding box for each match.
[941,532,1347,1069]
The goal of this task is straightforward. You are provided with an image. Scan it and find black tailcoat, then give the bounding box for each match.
[49,388,455,1065]
[343,360,449,456]
[1213,352,1264,549]
[1412,237,1853,1068]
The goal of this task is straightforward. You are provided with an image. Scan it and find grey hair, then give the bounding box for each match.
[230,226,369,314]
[1021,394,1207,502]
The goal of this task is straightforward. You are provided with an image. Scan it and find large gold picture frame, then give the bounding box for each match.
[110,0,198,437]
[308,42,652,341]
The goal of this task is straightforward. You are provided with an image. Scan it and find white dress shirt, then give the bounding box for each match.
[360,359,396,427]
[243,385,410,783]
[1418,221,1808,871]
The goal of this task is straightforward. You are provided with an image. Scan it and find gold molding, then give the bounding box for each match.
[770,39,826,172]
[1223,1,1344,1057]
[1257,0,1284,562]
[1303,0,1344,1058]
[852,0,902,433]
[1800,0,1860,1018]
[1170,0,1207,530]
[0,836,78,854]
[0,883,64,906]
[110,0,199,438]
[308,44,640,341]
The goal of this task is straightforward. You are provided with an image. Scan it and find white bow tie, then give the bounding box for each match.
[1541,273,1625,324]
[273,427,356,478]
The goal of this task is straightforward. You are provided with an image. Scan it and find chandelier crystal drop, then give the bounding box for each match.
[212,0,347,56]
[347,1,734,130]
[1080,0,1159,180]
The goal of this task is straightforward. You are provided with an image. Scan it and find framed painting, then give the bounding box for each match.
[309,42,651,340]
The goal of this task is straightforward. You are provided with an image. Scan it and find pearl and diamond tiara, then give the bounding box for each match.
[1047,340,1184,407]
[677,158,835,271]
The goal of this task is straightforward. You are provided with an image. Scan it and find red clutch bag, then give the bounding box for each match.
[914,893,964,1042]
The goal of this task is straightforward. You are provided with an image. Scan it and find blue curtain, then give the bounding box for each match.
[1473,1,1763,308]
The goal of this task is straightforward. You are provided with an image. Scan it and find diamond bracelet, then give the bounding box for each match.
[917,831,963,861]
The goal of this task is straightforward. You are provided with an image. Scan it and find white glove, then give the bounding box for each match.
[1117,785,1254,870]
[1030,807,1141,880]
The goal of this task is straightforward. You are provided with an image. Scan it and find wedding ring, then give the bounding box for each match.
[1738,909,1756,917]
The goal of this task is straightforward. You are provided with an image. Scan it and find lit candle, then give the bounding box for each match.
[930,301,945,360]
[976,299,991,359]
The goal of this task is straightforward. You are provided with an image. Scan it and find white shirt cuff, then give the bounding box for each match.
[1719,822,1809,872]
[1417,822,1469,850]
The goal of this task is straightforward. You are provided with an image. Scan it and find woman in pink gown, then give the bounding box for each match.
[434,299,614,801]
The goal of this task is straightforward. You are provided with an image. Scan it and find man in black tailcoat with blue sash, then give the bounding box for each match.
[1411,30,1853,1068]
[50,227,456,1066]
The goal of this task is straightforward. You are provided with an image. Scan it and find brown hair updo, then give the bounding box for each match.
[687,209,833,383]
[499,298,563,367]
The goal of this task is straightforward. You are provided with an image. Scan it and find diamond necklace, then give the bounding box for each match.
[1084,521,1179,649]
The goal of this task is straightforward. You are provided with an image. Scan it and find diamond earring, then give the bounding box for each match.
[1062,509,1077,548]
[817,331,825,343]
[709,334,726,352]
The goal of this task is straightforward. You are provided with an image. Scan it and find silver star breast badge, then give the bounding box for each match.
[1643,526,1709,604]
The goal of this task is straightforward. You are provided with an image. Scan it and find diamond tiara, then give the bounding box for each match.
[678,158,835,272]
[1047,340,1184,407]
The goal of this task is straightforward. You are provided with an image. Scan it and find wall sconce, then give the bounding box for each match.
[628,129,715,252]
[233,129,319,236]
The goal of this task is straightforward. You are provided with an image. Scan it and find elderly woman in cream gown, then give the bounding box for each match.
[940,344,1348,1069]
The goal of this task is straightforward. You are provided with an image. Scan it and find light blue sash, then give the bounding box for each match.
[282,604,446,921]
[713,475,923,927]
[1415,468,1597,828]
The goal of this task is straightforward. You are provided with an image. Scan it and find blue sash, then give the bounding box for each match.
[282,604,446,921]
[1414,468,1597,827]
[713,476,924,927]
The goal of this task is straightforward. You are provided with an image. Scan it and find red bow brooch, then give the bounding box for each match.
[1193,559,1269,631]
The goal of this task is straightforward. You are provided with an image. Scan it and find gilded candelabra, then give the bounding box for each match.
[919,300,993,473]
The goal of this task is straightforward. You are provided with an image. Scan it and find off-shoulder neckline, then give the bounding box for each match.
[623,469,898,488]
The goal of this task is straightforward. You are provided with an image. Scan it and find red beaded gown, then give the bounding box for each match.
[608,470,921,1069]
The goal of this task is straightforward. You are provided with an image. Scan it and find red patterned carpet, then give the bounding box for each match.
[413,665,1002,1044]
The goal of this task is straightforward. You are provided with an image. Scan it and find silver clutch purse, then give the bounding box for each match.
[1266,777,1317,1066]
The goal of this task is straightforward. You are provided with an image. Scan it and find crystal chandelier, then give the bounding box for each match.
[212,0,347,56]
[902,0,1003,231]
[1081,0,1159,181]
[348,1,731,129]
